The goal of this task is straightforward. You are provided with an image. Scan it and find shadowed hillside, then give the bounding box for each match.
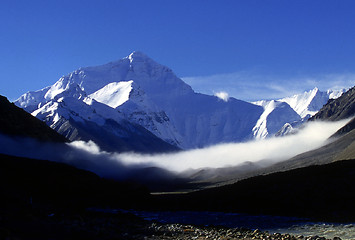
[0,153,150,212]
[0,95,67,142]
[154,159,355,222]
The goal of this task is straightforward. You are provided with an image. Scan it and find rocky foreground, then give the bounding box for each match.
[0,208,342,240]
[146,222,341,240]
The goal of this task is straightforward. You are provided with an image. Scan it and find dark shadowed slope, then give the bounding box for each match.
[156,159,355,222]
[260,127,355,175]
[309,86,355,122]
[0,95,67,142]
[310,86,355,137]
[265,85,355,173]
[0,153,150,211]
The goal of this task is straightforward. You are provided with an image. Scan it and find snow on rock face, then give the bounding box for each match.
[15,51,265,150]
[252,100,301,139]
[252,87,346,139]
[278,87,346,119]
[89,81,133,108]
[15,87,51,112]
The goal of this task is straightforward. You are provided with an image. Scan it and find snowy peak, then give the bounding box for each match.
[252,100,301,139]
[278,87,346,119]
[252,87,347,138]
[18,51,346,151]
[15,51,264,150]
[127,51,149,63]
[16,51,192,108]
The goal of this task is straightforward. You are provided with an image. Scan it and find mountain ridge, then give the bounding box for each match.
[14,51,348,151]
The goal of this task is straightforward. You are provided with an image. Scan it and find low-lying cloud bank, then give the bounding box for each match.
[0,119,350,182]
[114,120,349,172]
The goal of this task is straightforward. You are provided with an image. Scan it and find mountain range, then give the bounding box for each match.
[1,53,355,224]
[14,52,345,152]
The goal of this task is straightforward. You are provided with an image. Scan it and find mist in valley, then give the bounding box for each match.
[0,119,349,183]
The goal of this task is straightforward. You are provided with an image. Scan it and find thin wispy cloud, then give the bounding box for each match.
[183,72,355,101]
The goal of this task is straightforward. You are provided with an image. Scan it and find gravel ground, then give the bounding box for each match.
[0,209,342,240]
[144,222,340,240]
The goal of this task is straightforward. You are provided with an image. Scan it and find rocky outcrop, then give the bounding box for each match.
[310,86,355,121]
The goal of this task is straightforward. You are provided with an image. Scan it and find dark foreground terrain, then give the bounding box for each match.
[154,159,355,223]
[0,154,352,239]
[2,207,336,240]
[1,154,339,240]
[1,153,350,239]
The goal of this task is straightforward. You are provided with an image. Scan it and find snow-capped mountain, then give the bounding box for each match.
[252,100,301,139]
[15,52,265,151]
[278,87,345,119]
[252,87,346,138]
[15,51,343,151]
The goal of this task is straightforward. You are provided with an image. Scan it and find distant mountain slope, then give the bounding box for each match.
[279,87,344,119]
[252,100,301,138]
[252,87,344,139]
[0,95,66,142]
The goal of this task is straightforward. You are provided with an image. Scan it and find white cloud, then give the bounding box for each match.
[115,120,349,172]
[214,91,229,102]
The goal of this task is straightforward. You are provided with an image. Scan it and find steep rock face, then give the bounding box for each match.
[310,86,355,121]
[309,86,355,136]
[15,52,264,150]
[0,95,66,142]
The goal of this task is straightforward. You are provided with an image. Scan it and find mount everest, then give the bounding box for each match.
[15,52,345,152]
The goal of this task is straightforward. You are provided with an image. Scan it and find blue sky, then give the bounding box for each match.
[1,0,355,101]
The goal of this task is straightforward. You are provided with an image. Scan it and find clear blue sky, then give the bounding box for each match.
[1,0,355,101]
